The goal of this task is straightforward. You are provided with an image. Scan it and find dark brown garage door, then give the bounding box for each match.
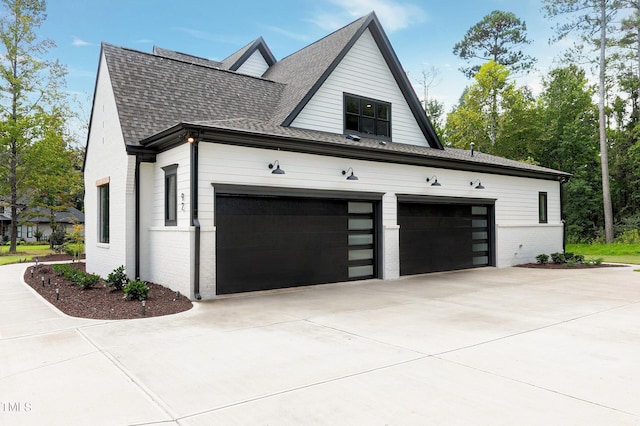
[398,202,493,275]
[215,195,377,294]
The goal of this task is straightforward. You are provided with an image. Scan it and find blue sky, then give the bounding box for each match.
[39,0,561,141]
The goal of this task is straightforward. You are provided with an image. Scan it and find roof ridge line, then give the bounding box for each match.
[102,42,284,85]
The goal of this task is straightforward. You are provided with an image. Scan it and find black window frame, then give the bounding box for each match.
[163,164,178,226]
[98,183,110,243]
[343,93,391,140]
[538,192,548,224]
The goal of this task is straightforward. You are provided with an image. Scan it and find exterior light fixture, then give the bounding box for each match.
[426,175,441,186]
[470,142,475,157]
[268,160,285,174]
[342,167,358,180]
[470,179,485,189]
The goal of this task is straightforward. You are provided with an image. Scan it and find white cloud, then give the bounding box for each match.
[72,36,91,47]
[325,0,426,32]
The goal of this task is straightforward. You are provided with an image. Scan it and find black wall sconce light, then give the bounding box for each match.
[185,133,196,143]
[268,160,285,174]
[426,175,441,186]
[470,179,485,189]
[342,167,358,180]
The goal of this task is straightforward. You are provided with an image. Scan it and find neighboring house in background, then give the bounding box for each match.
[0,205,84,243]
[84,12,570,300]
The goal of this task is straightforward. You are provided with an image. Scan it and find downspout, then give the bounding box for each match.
[560,176,568,252]
[190,135,202,300]
[135,154,141,279]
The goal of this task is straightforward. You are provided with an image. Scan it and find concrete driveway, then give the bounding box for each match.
[1,262,640,425]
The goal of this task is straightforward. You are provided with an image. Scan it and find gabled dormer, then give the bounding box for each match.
[265,12,443,149]
[220,37,277,77]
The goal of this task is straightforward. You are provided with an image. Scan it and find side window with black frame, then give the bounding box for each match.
[163,164,178,226]
[538,192,548,224]
[344,94,390,139]
[98,181,110,243]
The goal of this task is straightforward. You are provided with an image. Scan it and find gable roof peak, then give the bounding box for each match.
[265,12,443,149]
[220,36,277,72]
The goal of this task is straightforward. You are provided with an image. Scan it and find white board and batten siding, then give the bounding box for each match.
[291,28,428,147]
[84,53,137,280]
[236,50,270,77]
[193,143,563,294]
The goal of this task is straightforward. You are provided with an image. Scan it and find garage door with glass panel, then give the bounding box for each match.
[215,191,378,295]
[397,198,494,276]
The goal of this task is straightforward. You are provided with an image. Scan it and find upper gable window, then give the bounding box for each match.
[344,94,391,139]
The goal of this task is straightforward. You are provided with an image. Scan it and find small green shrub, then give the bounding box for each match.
[550,252,566,264]
[123,280,149,301]
[585,257,604,266]
[106,265,128,291]
[77,273,100,290]
[49,225,67,247]
[617,229,640,244]
[573,254,585,263]
[65,243,84,259]
[52,263,100,290]
[536,254,549,264]
[566,258,578,267]
[52,263,80,281]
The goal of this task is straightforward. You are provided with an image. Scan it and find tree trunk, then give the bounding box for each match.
[9,138,18,254]
[599,0,614,243]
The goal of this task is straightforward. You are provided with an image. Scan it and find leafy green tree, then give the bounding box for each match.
[0,0,69,253]
[453,10,536,78]
[543,0,623,242]
[26,112,82,248]
[424,98,445,142]
[608,71,640,230]
[445,61,537,159]
[535,66,601,241]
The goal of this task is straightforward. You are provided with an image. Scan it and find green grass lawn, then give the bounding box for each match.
[0,244,55,266]
[566,243,640,265]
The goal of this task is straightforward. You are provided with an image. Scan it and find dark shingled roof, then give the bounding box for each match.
[103,43,285,146]
[152,46,222,68]
[177,118,568,177]
[263,15,367,126]
[25,206,85,224]
[94,13,569,178]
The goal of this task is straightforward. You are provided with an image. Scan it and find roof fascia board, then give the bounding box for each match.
[141,124,569,181]
[82,44,106,172]
[280,19,366,128]
[365,14,443,149]
[229,37,277,71]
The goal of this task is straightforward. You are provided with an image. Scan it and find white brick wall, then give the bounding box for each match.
[84,53,135,280]
[496,224,564,267]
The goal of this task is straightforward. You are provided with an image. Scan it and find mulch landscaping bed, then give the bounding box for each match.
[23,258,192,320]
[516,263,627,269]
